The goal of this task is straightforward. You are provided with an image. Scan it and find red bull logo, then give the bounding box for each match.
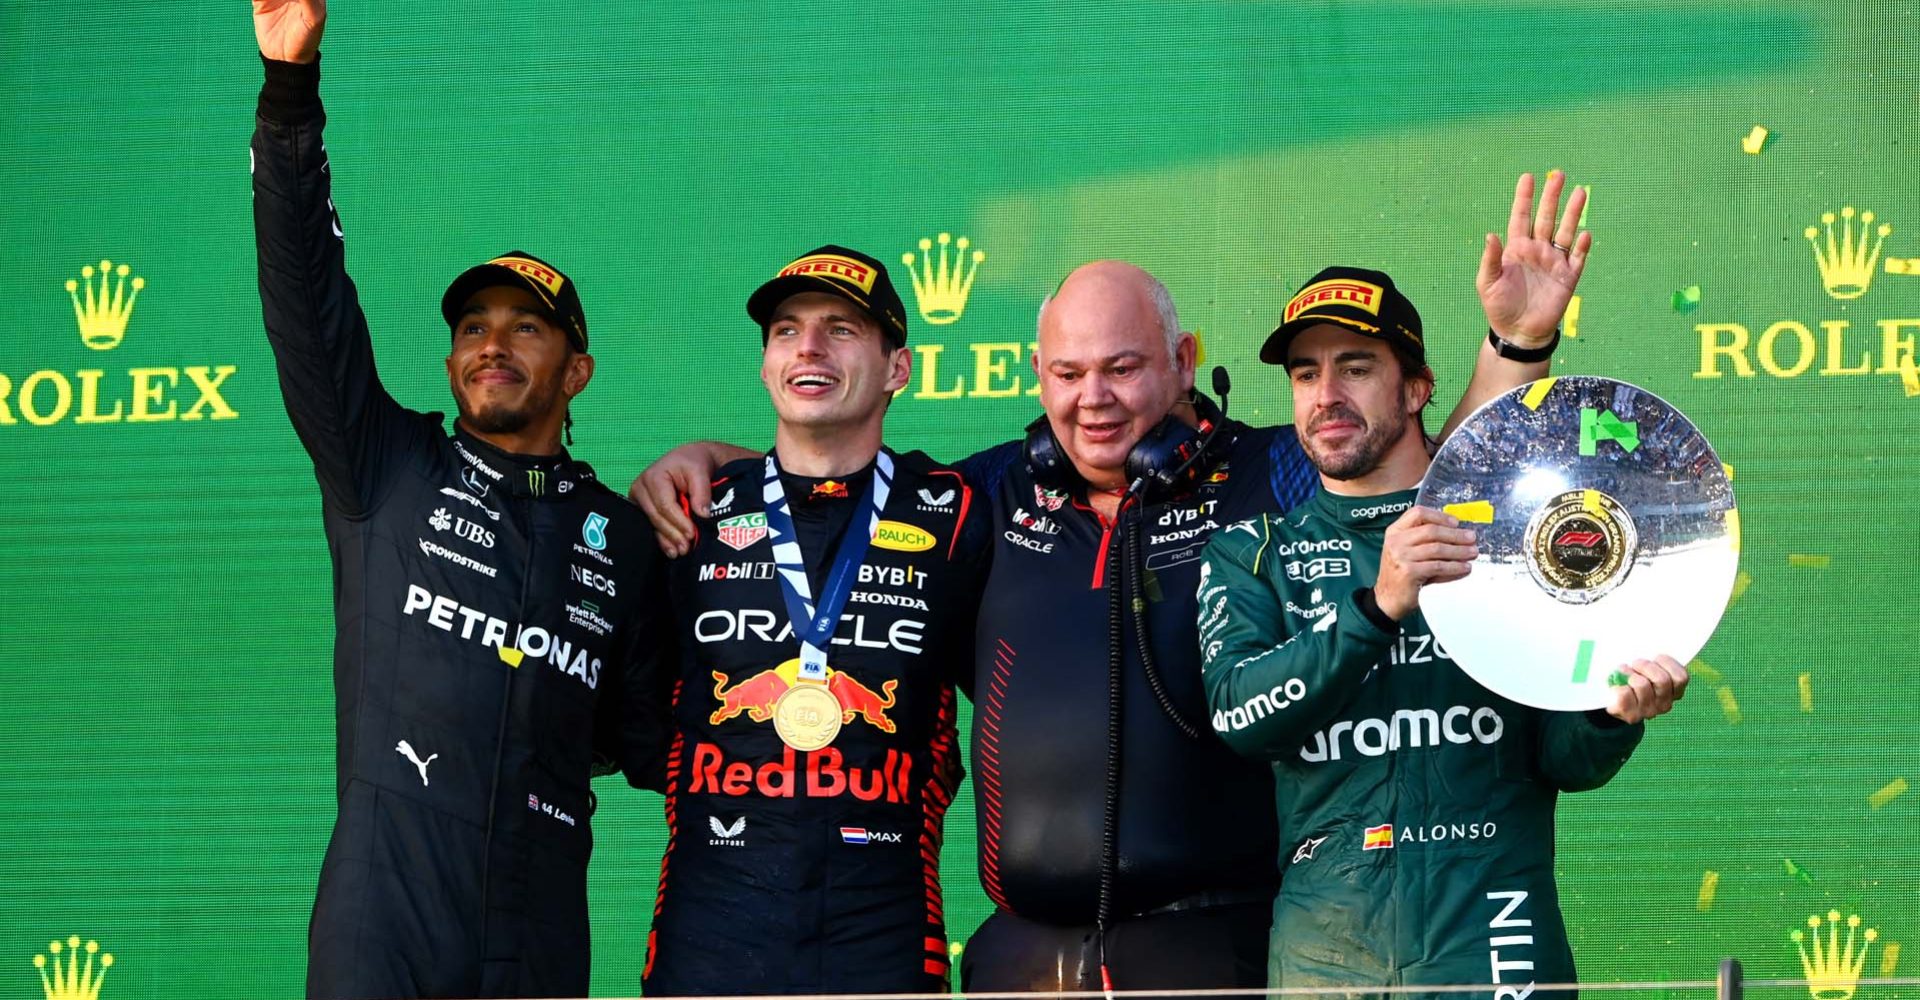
[688,743,913,803]
[709,658,899,733]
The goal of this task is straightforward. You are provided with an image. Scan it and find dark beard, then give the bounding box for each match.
[455,368,564,438]
[1304,405,1409,481]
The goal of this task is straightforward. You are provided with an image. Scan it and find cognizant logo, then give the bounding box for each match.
[1299,705,1504,762]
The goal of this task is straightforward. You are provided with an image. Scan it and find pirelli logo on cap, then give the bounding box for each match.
[488,256,566,295]
[1284,279,1384,322]
[778,254,877,294]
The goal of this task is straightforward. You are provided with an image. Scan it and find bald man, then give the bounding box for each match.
[633,170,1590,991]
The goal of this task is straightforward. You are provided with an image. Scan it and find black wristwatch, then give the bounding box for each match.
[1487,326,1560,363]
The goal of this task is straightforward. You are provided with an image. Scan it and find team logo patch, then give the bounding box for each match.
[872,520,935,552]
[717,512,769,551]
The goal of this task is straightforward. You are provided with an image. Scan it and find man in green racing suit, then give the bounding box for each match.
[1198,260,1689,998]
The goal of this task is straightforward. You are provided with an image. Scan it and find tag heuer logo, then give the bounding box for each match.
[716,512,769,551]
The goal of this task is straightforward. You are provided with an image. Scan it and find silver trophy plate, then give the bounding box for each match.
[1415,376,1738,712]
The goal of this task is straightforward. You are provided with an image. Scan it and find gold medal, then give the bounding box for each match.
[773,680,842,751]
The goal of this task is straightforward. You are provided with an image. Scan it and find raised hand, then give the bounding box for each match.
[253,0,325,64]
[1477,170,1590,347]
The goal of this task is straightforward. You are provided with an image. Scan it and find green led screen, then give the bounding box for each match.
[2,2,1915,997]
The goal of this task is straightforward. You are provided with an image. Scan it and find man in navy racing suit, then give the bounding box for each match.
[639,246,991,995]
[251,3,671,996]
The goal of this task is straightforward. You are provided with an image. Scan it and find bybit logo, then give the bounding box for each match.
[1697,205,1918,387]
[1791,910,1877,1000]
[67,259,143,350]
[3,261,239,428]
[34,936,112,1000]
[901,232,985,325]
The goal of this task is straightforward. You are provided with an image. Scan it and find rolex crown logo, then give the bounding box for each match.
[902,232,985,325]
[65,259,145,351]
[1804,207,1890,300]
[1790,910,1876,1000]
[33,936,112,1000]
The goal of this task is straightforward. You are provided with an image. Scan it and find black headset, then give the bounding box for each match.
[1023,366,1238,504]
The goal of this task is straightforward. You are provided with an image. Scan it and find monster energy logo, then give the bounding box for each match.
[526,469,547,495]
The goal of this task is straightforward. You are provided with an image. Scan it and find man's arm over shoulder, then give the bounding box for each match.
[252,54,418,516]
[1198,515,1397,760]
[594,503,678,792]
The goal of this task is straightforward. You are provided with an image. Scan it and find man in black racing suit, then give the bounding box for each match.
[251,4,671,996]
[640,247,990,995]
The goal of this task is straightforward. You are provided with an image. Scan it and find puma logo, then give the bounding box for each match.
[395,740,438,786]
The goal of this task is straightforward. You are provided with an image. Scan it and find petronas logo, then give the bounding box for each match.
[33,936,112,1000]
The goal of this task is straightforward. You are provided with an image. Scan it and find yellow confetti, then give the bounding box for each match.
[498,646,524,667]
[1882,942,1902,976]
[1869,778,1909,809]
[1901,357,1920,397]
[1729,570,1752,606]
[1690,658,1724,685]
[1798,673,1814,713]
[1788,553,1832,569]
[1521,378,1558,411]
[1889,258,1920,275]
[1564,295,1581,339]
[1741,125,1770,154]
[1697,870,1720,911]
[1582,489,1602,515]
[1717,686,1742,724]
[1445,500,1495,524]
[1721,462,1734,480]
[1726,511,1742,555]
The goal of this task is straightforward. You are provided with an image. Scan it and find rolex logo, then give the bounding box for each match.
[1805,207,1890,300]
[65,260,144,350]
[901,232,985,325]
[33,936,112,1000]
[1790,910,1876,1000]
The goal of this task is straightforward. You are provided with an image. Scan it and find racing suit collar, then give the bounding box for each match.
[453,428,596,500]
[1308,486,1420,532]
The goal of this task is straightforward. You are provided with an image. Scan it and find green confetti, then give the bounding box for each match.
[1579,407,1641,456]
[1572,639,1596,684]
[1609,670,1630,686]
[1784,858,1815,885]
[1672,285,1703,312]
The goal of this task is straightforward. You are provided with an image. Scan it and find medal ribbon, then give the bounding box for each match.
[761,450,895,681]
